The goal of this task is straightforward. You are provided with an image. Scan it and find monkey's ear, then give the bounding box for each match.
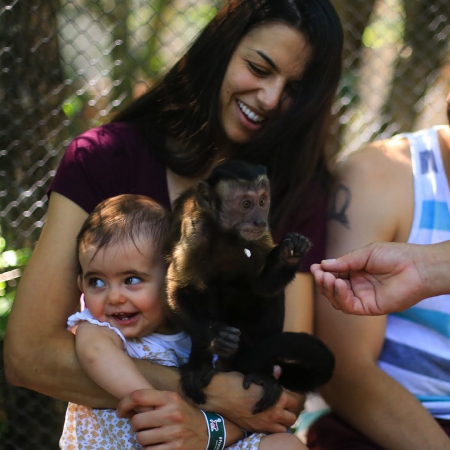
[197,180,214,211]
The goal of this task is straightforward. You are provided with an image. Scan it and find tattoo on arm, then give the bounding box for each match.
[328,183,351,229]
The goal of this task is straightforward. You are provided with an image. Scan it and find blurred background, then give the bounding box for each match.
[0,0,449,447]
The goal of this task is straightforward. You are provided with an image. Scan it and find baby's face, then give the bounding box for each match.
[78,237,170,338]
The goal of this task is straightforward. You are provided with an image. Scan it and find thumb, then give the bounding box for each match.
[273,365,282,380]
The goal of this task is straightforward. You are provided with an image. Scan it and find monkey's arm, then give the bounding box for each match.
[252,233,311,296]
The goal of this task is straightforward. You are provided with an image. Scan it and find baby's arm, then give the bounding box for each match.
[75,321,153,399]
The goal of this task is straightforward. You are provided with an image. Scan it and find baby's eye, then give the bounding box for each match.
[88,278,105,288]
[125,276,141,285]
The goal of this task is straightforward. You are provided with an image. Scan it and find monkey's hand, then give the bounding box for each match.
[210,326,241,358]
[280,233,312,268]
[180,361,216,405]
[242,373,282,414]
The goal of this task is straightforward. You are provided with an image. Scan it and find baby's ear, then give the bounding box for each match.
[77,275,84,293]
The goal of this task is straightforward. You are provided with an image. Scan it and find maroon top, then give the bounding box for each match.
[49,122,327,271]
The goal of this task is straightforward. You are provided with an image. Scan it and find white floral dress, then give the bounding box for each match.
[59,309,264,449]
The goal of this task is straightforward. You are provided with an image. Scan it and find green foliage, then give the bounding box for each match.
[362,1,405,49]
[62,96,84,119]
[0,239,32,339]
[185,4,218,25]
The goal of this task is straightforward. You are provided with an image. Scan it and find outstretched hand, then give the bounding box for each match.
[311,242,427,315]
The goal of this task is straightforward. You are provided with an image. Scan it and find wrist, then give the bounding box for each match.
[202,372,235,415]
[201,410,226,450]
[426,241,450,297]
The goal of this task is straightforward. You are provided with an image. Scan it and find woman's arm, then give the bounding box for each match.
[284,272,314,333]
[3,193,188,407]
[117,389,249,448]
[3,192,109,404]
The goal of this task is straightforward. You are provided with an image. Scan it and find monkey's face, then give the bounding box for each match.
[218,182,270,241]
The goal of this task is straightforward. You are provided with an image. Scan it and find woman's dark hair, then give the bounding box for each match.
[113,0,343,231]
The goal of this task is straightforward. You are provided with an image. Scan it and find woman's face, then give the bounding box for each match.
[219,21,311,146]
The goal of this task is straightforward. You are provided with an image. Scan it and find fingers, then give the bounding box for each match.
[310,263,322,275]
[117,389,178,420]
[117,390,205,448]
[282,390,305,417]
[333,278,370,315]
[311,264,326,295]
[316,271,341,308]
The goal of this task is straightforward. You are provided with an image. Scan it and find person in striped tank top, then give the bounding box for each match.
[307,91,450,450]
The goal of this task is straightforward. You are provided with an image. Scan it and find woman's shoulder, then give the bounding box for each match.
[50,121,170,213]
[60,121,167,174]
[67,122,149,156]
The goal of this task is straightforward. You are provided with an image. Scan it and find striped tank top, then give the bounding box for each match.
[378,125,450,419]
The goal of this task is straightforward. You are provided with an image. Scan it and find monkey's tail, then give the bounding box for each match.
[236,332,335,392]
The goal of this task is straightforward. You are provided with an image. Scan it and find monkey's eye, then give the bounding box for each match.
[241,200,253,209]
[259,197,266,207]
[88,277,105,288]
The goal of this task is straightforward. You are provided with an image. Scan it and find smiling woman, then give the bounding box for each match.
[219,22,312,147]
[4,1,343,448]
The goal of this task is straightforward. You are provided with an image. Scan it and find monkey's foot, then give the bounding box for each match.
[210,326,241,357]
[242,373,283,414]
[180,365,216,405]
[280,233,312,267]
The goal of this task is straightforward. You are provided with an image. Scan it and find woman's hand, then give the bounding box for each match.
[117,390,208,449]
[202,371,305,433]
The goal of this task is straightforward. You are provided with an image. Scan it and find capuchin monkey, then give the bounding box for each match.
[164,160,334,413]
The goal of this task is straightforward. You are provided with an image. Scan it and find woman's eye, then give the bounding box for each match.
[286,82,301,98]
[247,61,268,76]
[125,276,141,285]
[89,278,105,288]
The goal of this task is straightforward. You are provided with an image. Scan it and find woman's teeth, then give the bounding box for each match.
[237,100,265,123]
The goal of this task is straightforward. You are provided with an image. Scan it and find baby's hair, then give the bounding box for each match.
[76,194,170,267]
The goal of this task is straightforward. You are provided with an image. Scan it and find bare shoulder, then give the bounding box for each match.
[328,135,414,246]
[334,136,412,184]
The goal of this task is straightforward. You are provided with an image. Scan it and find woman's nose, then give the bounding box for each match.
[257,78,285,112]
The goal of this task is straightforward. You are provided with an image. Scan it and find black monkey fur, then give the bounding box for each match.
[164,160,334,413]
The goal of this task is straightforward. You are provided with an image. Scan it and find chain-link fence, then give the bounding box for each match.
[0,0,449,448]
